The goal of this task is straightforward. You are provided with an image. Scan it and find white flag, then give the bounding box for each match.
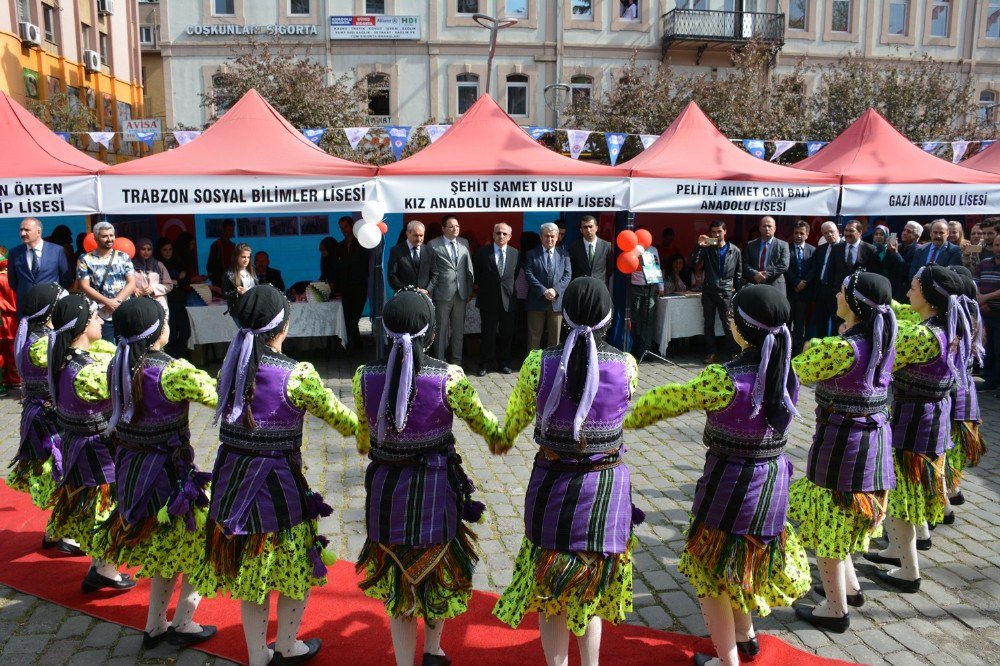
[343,127,370,150]
[770,140,796,162]
[424,124,451,144]
[639,134,658,150]
[88,131,115,149]
[173,131,201,146]
[566,129,591,160]
[952,140,970,164]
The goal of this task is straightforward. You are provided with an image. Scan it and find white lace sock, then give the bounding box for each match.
[92,559,122,582]
[844,555,862,595]
[241,597,272,666]
[389,617,418,666]
[916,522,931,540]
[879,515,906,559]
[698,595,738,666]
[733,608,755,643]
[145,574,178,635]
[170,575,203,633]
[575,616,602,666]
[275,592,310,657]
[813,557,848,618]
[538,611,570,666]
[889,518,920,581]
[423,618,446,657]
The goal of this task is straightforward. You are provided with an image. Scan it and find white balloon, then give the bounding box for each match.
[361,200,387,224]
[353,219,367,236]
[357,223,382,249]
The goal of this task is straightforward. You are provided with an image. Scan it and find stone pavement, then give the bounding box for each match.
[1,347,999,666]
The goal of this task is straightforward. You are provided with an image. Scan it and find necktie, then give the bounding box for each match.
[545,250,553,287]
[587,242,594,266]
[847,244,855,269]
[929,246,939,265]
[796,245,803,272]
[497,248,505,274]
[821,247,831,284]
[31,248,39,277]
[411,246,418,264]
[759,241,768,271]
[450,240,458,265]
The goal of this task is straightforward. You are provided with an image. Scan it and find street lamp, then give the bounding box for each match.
[472,13,518,98]
[544,83,571,129]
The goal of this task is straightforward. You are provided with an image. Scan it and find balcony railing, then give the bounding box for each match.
[662,9,785,50]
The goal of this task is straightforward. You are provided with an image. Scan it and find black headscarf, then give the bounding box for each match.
[319,236,339,283]
[108,297,165,432]
[215,285,290,426]
[949,265,985,370]
[46,294,93,402]
[15,283,64,379]
[842,272,897,385]
[731,285,799,430]
[133,238,158,273]
[916,265,964,377]
[378,288,436,442]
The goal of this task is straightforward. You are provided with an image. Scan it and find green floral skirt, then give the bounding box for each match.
[788,478,886,560]
[492,536,634,637]
[92,509,207,580]
[887,450,945,526]
[45,484,115,556]
[7,458,57,509]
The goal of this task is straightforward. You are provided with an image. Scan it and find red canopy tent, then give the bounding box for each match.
[0,91,104,218]
[376,94,629,213]
[959,139,1000,174]
[793,108,1000,216]
[100,89,376,214]
[622,101,840,216]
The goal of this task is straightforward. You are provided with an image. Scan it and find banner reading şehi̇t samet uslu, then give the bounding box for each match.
[376,176,629,212]
[840,183,1000,216]
[0,177,100,218]
[629,178,840,216]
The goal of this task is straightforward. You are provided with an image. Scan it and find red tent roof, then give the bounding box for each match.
[621,101,838,184]
[378,94,627,176]
[0,91,104,177]
[104,89,375,177]
[793,108,1000,184]
[960,140,1000,174]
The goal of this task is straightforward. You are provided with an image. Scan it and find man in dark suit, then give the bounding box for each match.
[387,220,437,293]
[742,216,790,292]
[786,220,815,353]
[206,219,235,287]
[812,221,843,338]
[887,220,923,302]
[334,216,371,354]
[474,222,518,375]
[568,215,614,284]
[254,251,286,293]
[909,219,963,278]
[690,220,742,363]
[831,219,877,287]
[426,215,474,364]
[524,222,572,350]
[8,218,72,304]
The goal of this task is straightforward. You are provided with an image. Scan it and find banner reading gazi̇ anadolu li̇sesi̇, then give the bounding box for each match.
[628,177,840,216]
[839,183,1000,216]
[0,176,100,217]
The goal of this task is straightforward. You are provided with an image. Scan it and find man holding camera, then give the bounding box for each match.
[690,220,742,364]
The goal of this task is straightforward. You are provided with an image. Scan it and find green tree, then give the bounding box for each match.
[28,92,97,150]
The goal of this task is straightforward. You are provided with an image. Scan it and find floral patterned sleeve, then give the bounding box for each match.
[893,321,940,371]
[626,353,639,393]
[353,366,370,454]
[29,336,48,369]
[161,359,218,408]
[891,301,922,326]
[496,349,542,452]
[89,339,117,362]
[623,364,734,430]
[287,362,358,437]
[74,355,110,403]
[446,365,500,443]
[792,337,855,384]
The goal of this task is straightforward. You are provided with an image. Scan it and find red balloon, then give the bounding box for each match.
[616,230,638,252]
[113,237,135,259]
[617,250,640,274]
[377,221,388,234]
[83,233,97,252]
[635,229,653,250]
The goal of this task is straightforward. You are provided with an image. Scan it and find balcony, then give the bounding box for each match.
[661,9,784,61]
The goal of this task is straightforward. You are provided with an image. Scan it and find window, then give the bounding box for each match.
[237,217,267,238]
[506,0,528,18]
[365,0,386,13]
[288,0,310,16]
[678,0,707,9]
[81,24,91,49]
[457,73,479,114]
[214,0,235,16]
[570,75,592,108]
[42,4,55,42]
[980,91,997,126]
[506,74,528,116]
[619,0,639,20]
[17,0,29,22]
[831,0,850,32]
[930,0,950,37]
[572,0,593,20]
[888,0,908,35]
[99,32,108,65]
[989,1,1000,39]
[788,0,807,30]
[139,25,154,45]
[457,0,479,14]
[366,73,390,118]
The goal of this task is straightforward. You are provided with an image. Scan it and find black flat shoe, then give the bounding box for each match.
[949,492,965,506]
[41,537,85,556]
[873,569,921,593]
[794,605,850,633]
[168,625,217,647]
[863,552,901,567]
[693,654,715,666]
[81,569,136,594]
[269,638,321,665]
[812,584,865,608]
[422,654,452,666]
[736,635,760,658]
[475,368,488,377]
[916,538,932,551]
[942,512,956,525]
[142,629,171,649]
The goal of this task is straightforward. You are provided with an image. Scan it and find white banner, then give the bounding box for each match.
[99,175,375,214]
[376,175,629,212]
[0,176,100,218]
[840,183,1000,216]
[629,177,839,216]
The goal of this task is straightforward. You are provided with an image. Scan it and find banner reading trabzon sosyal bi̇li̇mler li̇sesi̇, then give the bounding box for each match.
[375,176,630,212]
[628,178,840,216]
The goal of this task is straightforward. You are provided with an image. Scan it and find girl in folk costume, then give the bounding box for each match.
[626,285,810,666]
[37,294,135,593]
[788,272,898,633]
[353,288,499,666]
[191,286,357,666]
[863,266,965,592]
[91,297,218,650]
[492,277,640,666]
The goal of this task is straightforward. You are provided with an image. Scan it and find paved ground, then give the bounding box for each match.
[1,340,999,665]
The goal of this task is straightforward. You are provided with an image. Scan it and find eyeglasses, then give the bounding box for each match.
[493,231,510,236]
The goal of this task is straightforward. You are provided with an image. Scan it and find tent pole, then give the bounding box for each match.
[623,210,635,355]
[373,237,386,362]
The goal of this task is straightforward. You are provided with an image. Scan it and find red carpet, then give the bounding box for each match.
[0,481,854,665]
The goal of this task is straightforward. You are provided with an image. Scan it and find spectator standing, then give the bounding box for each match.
[812,221,842,338]
[867,224,893,279]
[742,216,790,291]
[980,219,998,262]
[474,223,519,375]
[657,226,685,268]
[909,219,962,278]
[690,220,742,363]
[318,236,339,288]
[131,238,173,315]
[426,216,474,365]
[567,215,613,284]
[76,221,136,341]
[387,221,437,293]
[335,216,372,354]
[46,224,77,275]
[629,241,665,359]
[156,238,190,357]
[786,220,815,353]
[254,251,286,293]
[220,243,257,313]
[886,220,923,302]
[205,220,235,287]
[7,217,72,303]
[830,220,876,286]
[0,247,18,394]
[524,222,571,350]
[976,234,1000,391]
[947,220,965,246]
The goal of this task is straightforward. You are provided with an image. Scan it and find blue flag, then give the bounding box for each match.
[134,131,157,148]
[302,128,326,145]
[387,126,412,161]
[55,131,70,142]
[806,141,828,156]
[983,140,996,151]
[743,139,765,159]
[921,141,942,154]
[604,132,627,166]
[527,126,553,140]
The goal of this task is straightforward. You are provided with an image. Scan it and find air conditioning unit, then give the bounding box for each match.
[19,21,41,47]
[84,50,102,72]
[98,0,114,16]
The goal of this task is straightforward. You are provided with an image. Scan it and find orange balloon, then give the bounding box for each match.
[616,230,638,252]
[83,233,97,252]
[617,251,640,274]
[635,229,653,249]
[113,237,135,259]
[377,221,388,234]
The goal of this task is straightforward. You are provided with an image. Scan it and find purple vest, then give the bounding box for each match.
[113,352,189,447]
[219,353,305,452]
[19,331,49,399]
[893,321,953,403]
[55,351,111,434]
[532,347,631,454]
[815,331,893,415]
[361,360,454,461]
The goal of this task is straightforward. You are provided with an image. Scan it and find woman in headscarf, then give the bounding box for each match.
[353,288,499,666]
[318,236,339,288]
[868,225,893,279]
[91,297,218,650]
[788,272,897,633]
[625,285,809,666]
[863,266,965,594]
[190,285,357,666]
[491,277,639,666]
[33,294,135,593]
[132,238,174,315]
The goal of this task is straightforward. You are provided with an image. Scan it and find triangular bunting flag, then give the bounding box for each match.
[806,141,828,157]
[302,128,326,145]
[742,139,766,159]
[386,126,412,161]
[921,141,942,154]
[173,131,201,146]
[133,131,157,148]
[527,126,552,140]
[770,140,796,162]
[604,132,627,167]
[55,132,70,142]
[566,129,591,160]
[983,140,996,151]
[343,127,369,150]
[424,124,451,143]
[951,140,970,163]
[88,131,115,149]
[639,134,658,150]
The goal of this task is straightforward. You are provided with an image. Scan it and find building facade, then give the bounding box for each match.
[1,0,145,161]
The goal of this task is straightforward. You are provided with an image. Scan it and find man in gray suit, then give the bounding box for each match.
[524,222,572,350]
[568,215,614,284]
[427,215,474,364]
[742,216,790,292]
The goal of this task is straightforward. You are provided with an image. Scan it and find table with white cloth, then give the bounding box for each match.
[654,293,724,356]
[186,300,348,349]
